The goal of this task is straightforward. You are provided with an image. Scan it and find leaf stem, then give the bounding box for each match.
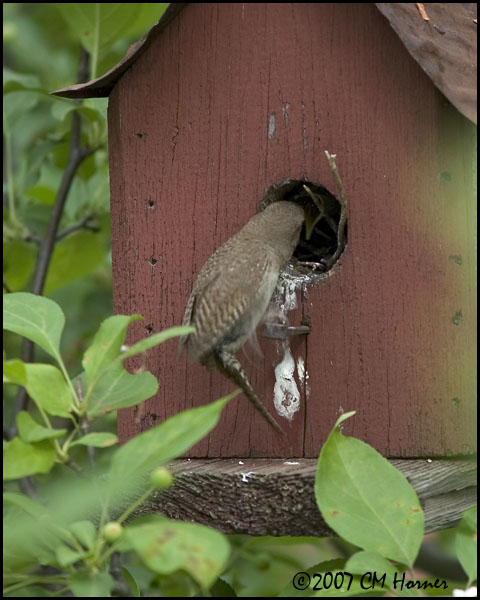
[4,575,69,594]
[4,112,16,226]
[91,3,100,79]
[117,485,156,525]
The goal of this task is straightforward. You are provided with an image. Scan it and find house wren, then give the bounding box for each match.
[180,200,321,434]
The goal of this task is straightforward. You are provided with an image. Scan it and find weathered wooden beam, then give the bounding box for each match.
[137,458,476,537]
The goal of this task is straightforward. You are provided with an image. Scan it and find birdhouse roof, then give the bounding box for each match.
[52,3,477,124]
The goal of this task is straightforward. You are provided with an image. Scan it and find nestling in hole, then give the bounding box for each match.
[259,178,348,275]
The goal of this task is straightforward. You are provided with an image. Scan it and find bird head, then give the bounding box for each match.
[299,184,324,240]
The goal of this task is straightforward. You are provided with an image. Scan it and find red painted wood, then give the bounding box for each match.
[110,3,476,457]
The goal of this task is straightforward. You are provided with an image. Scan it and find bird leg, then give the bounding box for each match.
[213,349,285,435]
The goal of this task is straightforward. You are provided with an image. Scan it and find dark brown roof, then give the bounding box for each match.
[53,3,477,124]
[376,3,477,124]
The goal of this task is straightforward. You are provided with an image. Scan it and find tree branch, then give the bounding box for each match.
[11,48,93,437]
[56,214,100,242]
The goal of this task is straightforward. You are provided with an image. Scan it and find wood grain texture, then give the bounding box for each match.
[109,3,476,457]
[134,458,477,536]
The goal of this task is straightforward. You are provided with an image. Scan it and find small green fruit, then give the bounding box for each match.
[150,466,174,489]
[102,521,123,542]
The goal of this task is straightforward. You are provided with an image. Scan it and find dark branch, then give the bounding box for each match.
[22,210,100,246]
[22,232,42,245]
[11,48,93,437]
[56,214,100,242]
[76,377,95,468]
[110,553,132,597]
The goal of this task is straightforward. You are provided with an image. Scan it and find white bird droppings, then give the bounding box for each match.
[270,276,308,420]
[297,357,310,398]
[274,345,300,420]
[283,279,298,311]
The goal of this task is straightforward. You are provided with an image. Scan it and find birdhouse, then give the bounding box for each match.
[55,3,476,535]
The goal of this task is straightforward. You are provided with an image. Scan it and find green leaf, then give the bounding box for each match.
[346,551,398,581]
[56,543,87,567]
[3,240,36,291]
[278,559,346,597]
[17,411,67,442]
[4,491,49,519]
[332,410,357,429]
[460,505,477,532]
[4,361,72,418]
[3,358,26,384]
[69,571,115,598]
[82,314,142,385]
[25,183,56,205]
[3,68,41,92]
[125,516,230,588]
[71,432,118,448]
[210,578,237,598]
[24,162,62,206]
[86,362,158,417]
[83,321,192,416]
[120,326,195,361]
[121,566,141,597]
[315,413,424,568]
[3,68,42,123]
[4,509,58,573]
[3,292,65,362]
[455,506,477,585]
[4,90,41,124]
[56,4,140,54]
[155,571,198,597]
[51,98,77,121]
[44,232,105,294]
[69,520,97,550]
[51,141,70,170]
[24,363,74,418]
[3,437,56,479]
[3,585,51,597]
[345,551,413,595]
[127,3,170,38]
[51,100,103,124]
[109,393,237,486]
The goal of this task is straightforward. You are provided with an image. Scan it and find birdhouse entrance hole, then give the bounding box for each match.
[259,179,347,279]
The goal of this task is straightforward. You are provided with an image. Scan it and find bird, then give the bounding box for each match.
[179,199,322,434]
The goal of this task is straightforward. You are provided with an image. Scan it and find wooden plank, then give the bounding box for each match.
[135,458,477,536]
[110,3,476,456]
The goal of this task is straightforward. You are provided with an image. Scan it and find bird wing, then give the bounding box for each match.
[183,243,281,363]
[178,291,195,353]
[178,270,221,353]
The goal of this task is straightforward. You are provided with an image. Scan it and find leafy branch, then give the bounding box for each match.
[3,291,235,597]
[11,48,97,435]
